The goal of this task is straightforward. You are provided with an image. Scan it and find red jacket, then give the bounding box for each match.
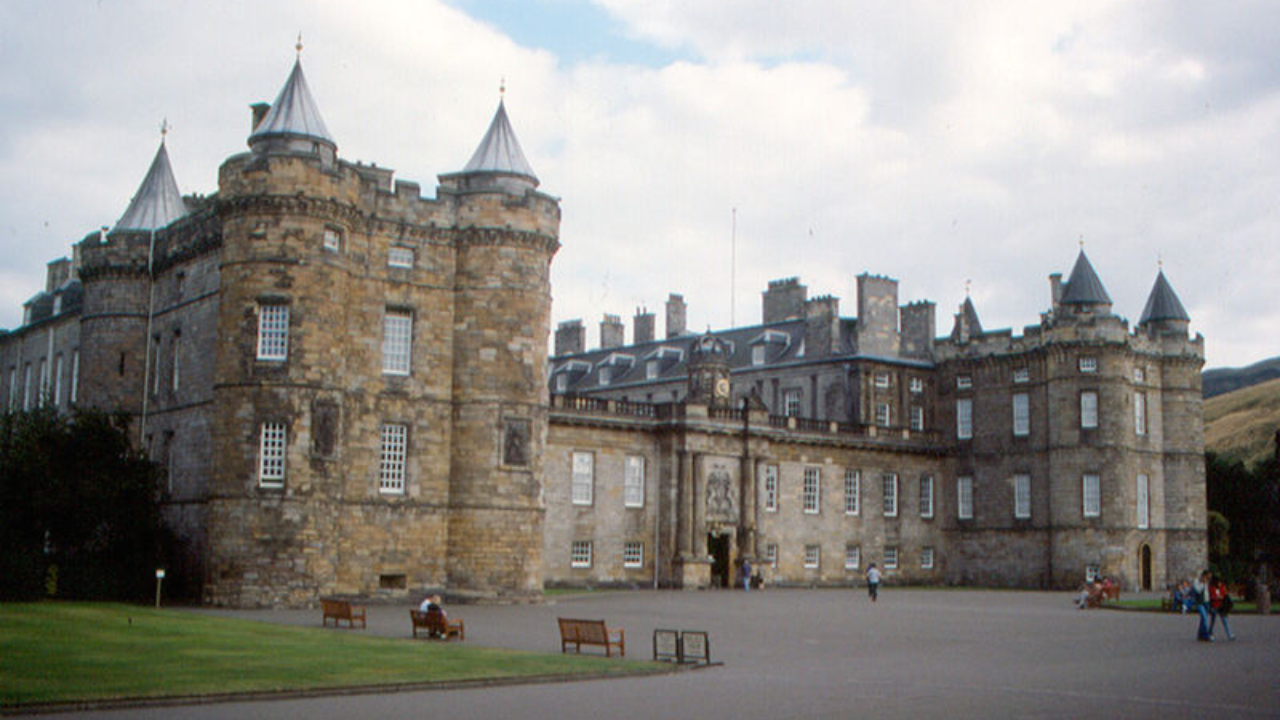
[1209,581,1229,611]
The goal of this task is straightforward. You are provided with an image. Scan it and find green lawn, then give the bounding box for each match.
[0,602,663,707]
[1112,598,1262,613]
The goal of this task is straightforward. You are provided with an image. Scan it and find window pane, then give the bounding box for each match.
[1081,392,1098,429]
[382,310,413,375]
[884,546,898,569]
[844,469,859,515]
[625,455,645,507]
[571,541,592,568]
[379,424,408,494]
[764,465,779,512]
[1014,474,1031,519]
[257,305,289,361]
[1137,474,1149,528]
[919,476,934,518]
[623,541,643,568]
[259,422,287,487]
[571,452,594,505]
[957,476,973,519]
[1083,474,1101,517]
[845,544,860,570]
[804,467,821,514]
[956,399,973,439]
[882,473,898,517]
[1012,393,1030,436]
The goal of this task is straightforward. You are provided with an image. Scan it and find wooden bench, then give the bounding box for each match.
[410,608,465,641]
[1102,584,1120,602]
[557,618,625,657]
[321,598,366,629]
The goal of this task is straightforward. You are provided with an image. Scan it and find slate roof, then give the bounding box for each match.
[114,141,187,232]
[1139,270,1190,324]
[462,100,537,180]
[249,58,334,146]
[1059,250,1112,305]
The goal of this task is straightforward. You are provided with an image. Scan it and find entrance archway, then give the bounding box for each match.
[708,533,730,588]
[1139,544,1152,591]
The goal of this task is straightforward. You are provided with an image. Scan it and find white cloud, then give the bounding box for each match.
[0,0,1275,369]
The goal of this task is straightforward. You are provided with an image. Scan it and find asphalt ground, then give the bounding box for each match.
[35,589,1280,719]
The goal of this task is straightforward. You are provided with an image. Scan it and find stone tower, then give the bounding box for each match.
[439,97,560,600]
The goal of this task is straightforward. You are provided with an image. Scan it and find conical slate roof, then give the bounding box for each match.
[114,140,186,232]
[959,296,983,334]
[1139,270,1190,324]
[462,100,537,180]
[1059,250,1112,305]
[249,58,334,145]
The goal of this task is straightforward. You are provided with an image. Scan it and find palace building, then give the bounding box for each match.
[0,53,1206,606]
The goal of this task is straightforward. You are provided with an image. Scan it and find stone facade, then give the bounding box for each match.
[1,56,1206,606]
[547,259,1206,592]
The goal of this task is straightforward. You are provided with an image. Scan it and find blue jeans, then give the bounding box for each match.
[1209,610,1234,639]
[1196,603,1212,639]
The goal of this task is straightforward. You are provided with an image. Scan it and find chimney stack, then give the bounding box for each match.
[600,314,625,349]
[634,307,655,344]
[554,319,585,356]
[666,294,687,338]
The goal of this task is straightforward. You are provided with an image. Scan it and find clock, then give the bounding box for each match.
[715,377,730,398]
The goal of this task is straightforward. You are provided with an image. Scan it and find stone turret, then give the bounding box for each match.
[1138,269,1191,337]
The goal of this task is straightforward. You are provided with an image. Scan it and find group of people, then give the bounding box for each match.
[1187,570,1236,642]
[1074,575,1116,609]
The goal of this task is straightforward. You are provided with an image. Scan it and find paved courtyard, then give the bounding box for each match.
[48,589,1280,719]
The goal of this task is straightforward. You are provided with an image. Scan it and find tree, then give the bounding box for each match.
[0,408,167,601]
[1206,450,1280,587]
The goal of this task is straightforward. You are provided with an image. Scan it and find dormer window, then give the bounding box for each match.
[52,295,62,315]
[646,359,660,379]
[555,374,568,392]
[598,367,612,386]
[749,330,790,366]
[752,345,766,366]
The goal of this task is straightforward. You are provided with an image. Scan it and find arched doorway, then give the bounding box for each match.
[708,533,731,588]
[1139,544,1152,591]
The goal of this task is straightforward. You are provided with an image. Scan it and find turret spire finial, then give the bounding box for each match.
[500,77,506,99]
[964,278,972,297]
[1078,234,1085,249]
[296,32,303,55]
[160,118,170,143]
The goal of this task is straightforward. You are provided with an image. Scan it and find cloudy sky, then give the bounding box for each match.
[1,0,1275,369]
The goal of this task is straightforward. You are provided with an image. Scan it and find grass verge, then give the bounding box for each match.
[0,602,664,707]
[1112,598,1262,613]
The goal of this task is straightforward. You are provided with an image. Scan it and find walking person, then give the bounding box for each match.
[741,558,753,592]
[1208,575,1237,641]
[1192,570,1213,641]
[866,563,882,602]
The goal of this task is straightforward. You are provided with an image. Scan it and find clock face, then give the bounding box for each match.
[715,377,730,397]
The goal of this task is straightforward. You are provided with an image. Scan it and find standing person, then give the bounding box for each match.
[866,563,882,602]
[1192,570,1213,641]
[1208,575,1237,641]
[741,558,753,592]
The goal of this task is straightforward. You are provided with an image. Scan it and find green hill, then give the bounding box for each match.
[1204,377,1280,469]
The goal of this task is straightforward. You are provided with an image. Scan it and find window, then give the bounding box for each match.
[956,398,973,439]
[69,351,78,404]
[571,451,594,505]
[623,541,644,568]
[1080,391,1098,429]
[53,355,63,407]
[921,546,935,569]
[1134,392,1147,436]
[382,309,413,375]
[804,545,821,569]
[882,473,898,517]
[845,544,861,570]
[388,246,414,268]
[957,476,973,520]
[910,406,924,431]
[171,333,181,392]
[803,467,821,514]
[646,360,659,379]
[765,543,778,568]
[883,546,898,570]
[258,422,287,488]
[919,476,934,518]
[379,423,408,494]
[1014,474,1031,519]
[1137,474,1149,529]
[597,366,611,386]
[323,227,342,252]
[150,337,161,395]
[763,465,779,512]
[571,541,593,568]
[783,389,802,417]
[874,373,890,389]
[956,375,972,390]
[37,358,47,406]
[844,469,860,516]
[1079,356,1098,373]
[1082,474,1101,517]
[257,305,289,361]
[875,403,891,428]
[22,364,31,411]
[909,377,924,394]
[1133,367,1145,382]
[555,373,568,392]
[624,455,645,508]
[752,344,766,366]
[1013,367,1030,383]
[1012,393,1030,437]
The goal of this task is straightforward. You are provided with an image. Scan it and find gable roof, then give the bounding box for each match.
[114,140,186,232]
